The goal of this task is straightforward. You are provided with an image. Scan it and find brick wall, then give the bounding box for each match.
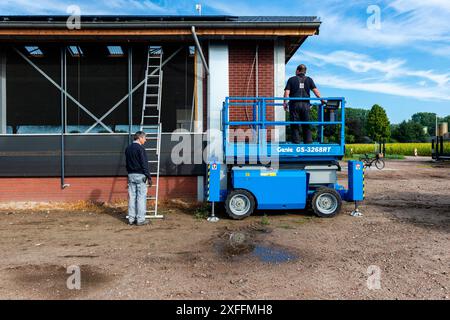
[228,41,275,141]
[0,176,198,203]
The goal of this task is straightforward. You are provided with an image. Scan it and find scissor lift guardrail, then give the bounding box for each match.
[222,97,346,163]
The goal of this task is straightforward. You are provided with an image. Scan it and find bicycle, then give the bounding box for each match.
[359,153,385,170]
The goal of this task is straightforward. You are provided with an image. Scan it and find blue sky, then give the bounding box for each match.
[1,0,449,123]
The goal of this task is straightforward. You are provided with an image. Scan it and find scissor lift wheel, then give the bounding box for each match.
[311,187,342,218]
[225,189,256,220]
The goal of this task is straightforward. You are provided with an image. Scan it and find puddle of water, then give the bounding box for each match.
[215,232,298,264]
[252,245,298,264]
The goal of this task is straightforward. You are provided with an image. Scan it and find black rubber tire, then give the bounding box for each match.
[225,189,256,220]
[375,159,385,170]
[311,187,342,218]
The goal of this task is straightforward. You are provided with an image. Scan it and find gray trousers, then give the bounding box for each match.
[127,173,148,223]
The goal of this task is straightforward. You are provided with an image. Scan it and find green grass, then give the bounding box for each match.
[261,214,270,226]
[193,204,210,220]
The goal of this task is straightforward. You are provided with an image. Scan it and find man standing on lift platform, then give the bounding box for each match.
[283,64,325,144]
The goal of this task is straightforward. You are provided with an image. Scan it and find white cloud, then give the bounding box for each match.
[296,50,450,88]
[313,0,450,50]
[0,0,169,15]
[204,0,287,16]
[314,74,450,102]
[289,49,450,102]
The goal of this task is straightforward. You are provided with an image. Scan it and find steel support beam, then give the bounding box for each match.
[0,48,6,134]
[85,47,183,133]
[14,47,113,133]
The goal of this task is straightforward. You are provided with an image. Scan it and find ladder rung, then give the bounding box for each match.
[147,94,159,97]
[147,197,157,200]
[147,84,160,87]
[146,215,164,219]
[148,65,160,68]
[144,115,159,118]
[145,104,158,107]
[147,75,160,78]
[145,148,158,151]
[148,160,159,163]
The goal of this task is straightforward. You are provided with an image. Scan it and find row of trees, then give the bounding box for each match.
[345,106,450,143]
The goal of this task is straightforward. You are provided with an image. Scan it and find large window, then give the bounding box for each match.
[3,43,197,135]
[6,44,61,134]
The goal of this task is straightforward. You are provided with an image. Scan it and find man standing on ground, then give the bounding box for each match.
[125,131,152,226]
[283,64,325,144]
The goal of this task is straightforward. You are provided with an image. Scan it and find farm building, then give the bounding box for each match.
[0,15,321,203]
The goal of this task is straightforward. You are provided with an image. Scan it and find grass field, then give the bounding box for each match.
[345,143,450,157]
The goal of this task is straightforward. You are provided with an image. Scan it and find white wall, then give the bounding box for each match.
[273,39,286,142]
[207,42,229,161]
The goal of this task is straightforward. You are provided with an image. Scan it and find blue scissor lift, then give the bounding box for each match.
[208,97,364,220]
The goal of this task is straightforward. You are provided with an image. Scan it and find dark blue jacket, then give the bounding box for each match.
[125,142,152,182]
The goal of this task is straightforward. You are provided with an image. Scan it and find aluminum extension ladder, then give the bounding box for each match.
[140,46,164,219]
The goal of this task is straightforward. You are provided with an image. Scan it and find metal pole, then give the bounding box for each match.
[207,202,219,222]
[128,46,133,142]
[255,45,259,97]
[191,26,210,75]
[435,114,438,138]
[60,47,69,189]
[0,48,6,134]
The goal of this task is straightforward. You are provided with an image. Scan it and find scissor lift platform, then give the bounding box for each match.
[208,97,364,220]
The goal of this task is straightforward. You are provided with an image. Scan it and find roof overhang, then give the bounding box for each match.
[0,15,321,62]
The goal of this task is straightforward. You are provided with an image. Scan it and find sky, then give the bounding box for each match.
[1,0,449,123]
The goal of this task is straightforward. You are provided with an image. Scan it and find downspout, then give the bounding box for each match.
[60,47,69,189]
[191,26,210,76]
[256,45,259,97]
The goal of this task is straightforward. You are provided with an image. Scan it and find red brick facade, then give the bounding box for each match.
[228,41,275,141]
[0,176,198,203]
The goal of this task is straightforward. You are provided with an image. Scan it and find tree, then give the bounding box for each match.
[392,120,427,142]
[367,104,390,142]
[411,112,437,136]
[346,108,369,143]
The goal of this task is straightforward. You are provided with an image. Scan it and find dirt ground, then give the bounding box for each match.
[0,157,448,300]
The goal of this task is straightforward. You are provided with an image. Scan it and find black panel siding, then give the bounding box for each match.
[0,134,205,177]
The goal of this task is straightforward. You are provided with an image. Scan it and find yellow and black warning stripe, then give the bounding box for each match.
[362,166,365,200]
[207,164,210,201]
